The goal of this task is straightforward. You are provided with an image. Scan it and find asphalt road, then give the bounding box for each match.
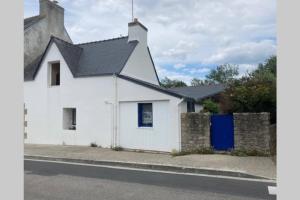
[25,159,276,200]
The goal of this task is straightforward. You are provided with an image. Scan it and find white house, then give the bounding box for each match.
[24,3,224,152]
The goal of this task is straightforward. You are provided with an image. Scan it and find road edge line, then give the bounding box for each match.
[24,155,276,182]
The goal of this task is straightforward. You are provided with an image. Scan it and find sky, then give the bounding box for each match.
[24,0,276,84]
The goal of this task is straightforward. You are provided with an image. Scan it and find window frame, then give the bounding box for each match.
[187,101,195,112]
[63,108,77,131]
[49,61,60,87]
[138,103,153,128]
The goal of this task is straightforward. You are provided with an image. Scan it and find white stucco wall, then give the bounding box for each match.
[120,44,159,85]
[121,22,159,85]
[195,104,203,113]
[24,43,114,147]
[117,78,183,152]
[24,42,184,151]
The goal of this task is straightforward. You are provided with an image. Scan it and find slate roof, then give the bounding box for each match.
[24,54,43,81]
[76,37,138,77]
[24,36,138,81]
[168,84,225,101]
[117,74,190,100]
[24,15,45,30]
[24,35,223,101]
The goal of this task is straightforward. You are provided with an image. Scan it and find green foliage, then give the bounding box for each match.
[252,55,276,76]
[202,99,219,113]
[220,56,276,122]
[206,64,239,84]
[160,77,187,88]
[190,78,213,86]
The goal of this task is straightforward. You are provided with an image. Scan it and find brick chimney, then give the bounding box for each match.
[128,18,148,47]
[39,0,64,32]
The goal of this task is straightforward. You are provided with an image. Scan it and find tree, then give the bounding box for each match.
[252,55,276,76]
[190,78,213,86]
[202,99,219,113]
[206,64,239,84]
[220,56,276,123]
[160,77,187,88]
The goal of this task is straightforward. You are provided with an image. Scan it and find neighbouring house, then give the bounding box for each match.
[24,0,224,152]
[24,0,72,68]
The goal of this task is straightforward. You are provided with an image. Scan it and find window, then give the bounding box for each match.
[50,62,60,86]
[138,103,153,127]
[63,108,76,130]
[187,101,195,112]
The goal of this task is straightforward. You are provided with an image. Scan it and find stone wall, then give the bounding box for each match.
[269,124,276,156]
[233,113,271,154]
[181,113,210,151]
[24,104,28,139]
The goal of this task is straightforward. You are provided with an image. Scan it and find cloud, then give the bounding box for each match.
[238,64,258,76]
[204,40,276,65]
[24,0,276,81]
[173,63,186,69]
[156,65,194,85]
[193,67,211,74]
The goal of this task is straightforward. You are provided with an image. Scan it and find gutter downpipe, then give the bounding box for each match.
[113,74,118,148]
[177,98,185,152]
[105,101,114,148]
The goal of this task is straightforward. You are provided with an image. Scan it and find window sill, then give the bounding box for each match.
[63,126,76,131]
[137,126,153,130]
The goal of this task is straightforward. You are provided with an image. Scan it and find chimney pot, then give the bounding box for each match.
[134,18,138,22]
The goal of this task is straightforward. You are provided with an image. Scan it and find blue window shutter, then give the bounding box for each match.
[138,103,143,127]
[138,103,153,127]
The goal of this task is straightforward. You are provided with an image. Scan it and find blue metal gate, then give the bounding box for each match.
[211,114,234,151]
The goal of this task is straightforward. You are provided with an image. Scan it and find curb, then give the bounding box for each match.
[24,155,274,181]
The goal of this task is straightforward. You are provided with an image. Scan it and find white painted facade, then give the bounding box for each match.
[118,78,183,152]
[24,43,114,147]
[24,43,186,152]
[121,20,159,85]
[24,20,200,152]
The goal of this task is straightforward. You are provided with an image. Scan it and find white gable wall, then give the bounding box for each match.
[120,43,159,85]
[24,43,115,147]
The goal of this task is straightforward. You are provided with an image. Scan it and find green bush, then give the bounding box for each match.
[202,99,219,114]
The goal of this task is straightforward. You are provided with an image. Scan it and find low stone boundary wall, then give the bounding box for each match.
[181,113,210,152]
[181,112,273,154]
[269,124,276,156]
[233,113,271,154]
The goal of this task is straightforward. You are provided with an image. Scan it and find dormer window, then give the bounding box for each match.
[50,62,60,86]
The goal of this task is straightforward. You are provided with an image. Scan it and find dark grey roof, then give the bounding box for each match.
[117,74,191,100]
[24,15,45,30]
[24,54,43,81]
[53,37,82,76]
[24,36,138,81]
[75,37,138,77]
[168,84,225,101]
